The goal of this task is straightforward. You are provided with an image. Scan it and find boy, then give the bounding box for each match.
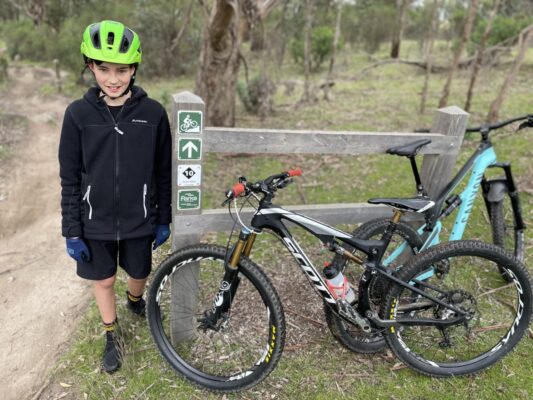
[58,20,171,373]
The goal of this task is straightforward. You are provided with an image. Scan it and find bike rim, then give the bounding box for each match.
[150,253,278,387]
[388,252,528,370]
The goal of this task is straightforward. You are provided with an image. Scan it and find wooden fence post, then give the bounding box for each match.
[170,91,205,342]
[420,106,469,198]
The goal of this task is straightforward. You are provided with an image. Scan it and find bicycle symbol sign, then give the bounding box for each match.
[178,111,202,134]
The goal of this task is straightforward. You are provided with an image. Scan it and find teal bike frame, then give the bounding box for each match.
[384,141,525,267]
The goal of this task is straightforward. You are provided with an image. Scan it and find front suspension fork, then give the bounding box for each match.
[483,163,526,230]
[201,229,257,330]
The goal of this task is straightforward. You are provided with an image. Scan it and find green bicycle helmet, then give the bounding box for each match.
[81,20,142,65]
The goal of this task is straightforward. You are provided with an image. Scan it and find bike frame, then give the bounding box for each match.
[383,140,525,266]
[223,204,468,329]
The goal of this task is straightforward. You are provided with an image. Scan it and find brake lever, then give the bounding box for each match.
[276,178,293,189]
[221,192,233,207]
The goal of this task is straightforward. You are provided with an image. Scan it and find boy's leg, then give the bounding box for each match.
[94,275,117,324]
[119,236,153,317]
[94,275,122,373]
[76,239,122,373]
[127,276,148,298]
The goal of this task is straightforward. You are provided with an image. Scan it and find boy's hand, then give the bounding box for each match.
[153,224,171,250]
[66,238,91,263]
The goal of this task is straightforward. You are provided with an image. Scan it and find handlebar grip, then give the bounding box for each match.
[231,183,246,198]
[287,169,303,177]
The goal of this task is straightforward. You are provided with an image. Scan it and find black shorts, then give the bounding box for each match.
[77,236,153,281]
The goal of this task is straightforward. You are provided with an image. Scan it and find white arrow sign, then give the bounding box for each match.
[182,141,198,158]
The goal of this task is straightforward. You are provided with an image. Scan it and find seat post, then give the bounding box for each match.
[409,156,425,195]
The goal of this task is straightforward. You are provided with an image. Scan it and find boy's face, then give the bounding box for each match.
[88,61,135,98]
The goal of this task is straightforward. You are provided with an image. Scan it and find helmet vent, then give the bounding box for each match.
[107,32,115,48]
[120,28,135,53]
[93,33,100,48]
[89,23,101,49]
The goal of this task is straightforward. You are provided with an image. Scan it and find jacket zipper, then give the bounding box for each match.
[143,183,147,218]
[105,105,125,134]
[105,104,126,240]
[82,185,93,220]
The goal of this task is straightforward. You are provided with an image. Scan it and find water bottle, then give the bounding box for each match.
[323,263,356,303]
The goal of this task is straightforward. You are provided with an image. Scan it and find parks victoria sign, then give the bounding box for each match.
[178,189,201,210]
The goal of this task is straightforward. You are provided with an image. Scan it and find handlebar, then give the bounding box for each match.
[222,169,303,205]
[465,114,532,133]
[415,114,532,135]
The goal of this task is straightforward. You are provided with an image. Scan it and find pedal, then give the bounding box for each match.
[337,300,372,332]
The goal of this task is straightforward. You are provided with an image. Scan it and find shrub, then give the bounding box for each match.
[290,26,336,72]
[472,15,532,47]
[0,20,52,61]
[237,74,275,118]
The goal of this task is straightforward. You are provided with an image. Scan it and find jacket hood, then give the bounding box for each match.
[83,85,148,109]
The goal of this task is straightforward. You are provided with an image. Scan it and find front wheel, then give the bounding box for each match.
[147,244,286,392]
[381,241,532,376]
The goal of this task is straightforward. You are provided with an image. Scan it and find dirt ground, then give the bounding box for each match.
[0,66,92,400]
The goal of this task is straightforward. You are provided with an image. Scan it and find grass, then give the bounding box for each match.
[38,40,533,399]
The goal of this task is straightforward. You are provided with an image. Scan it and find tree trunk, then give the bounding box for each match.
[324,1,342,101]
[250,23,265,51]
[487,25,532,123]
[390,0,409,59]
[420,0,440,114]
[195,0,241,127]
[276,0,291,67]
[464,0,500,112]
[302,0,314,103]
[438,0,479,108]
[7,0,45,25]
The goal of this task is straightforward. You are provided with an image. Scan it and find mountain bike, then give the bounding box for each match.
[146,170,532,392]
[327,114,532,354]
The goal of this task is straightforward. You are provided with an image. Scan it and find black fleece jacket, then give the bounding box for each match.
[59,86,172,241]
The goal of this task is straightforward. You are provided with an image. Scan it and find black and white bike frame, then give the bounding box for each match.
[234,203,468,328]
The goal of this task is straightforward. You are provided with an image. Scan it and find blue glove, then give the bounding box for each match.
[66,237,91,263]
[153,224,170,250]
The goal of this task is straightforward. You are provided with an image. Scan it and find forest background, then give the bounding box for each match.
[0,0,532,399]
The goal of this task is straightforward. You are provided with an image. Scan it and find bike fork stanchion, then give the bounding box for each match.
[200,229,253,330]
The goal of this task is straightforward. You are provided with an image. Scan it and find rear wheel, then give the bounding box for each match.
[147,244,285,392]
[382,241,532,376]
[324,218,423,353]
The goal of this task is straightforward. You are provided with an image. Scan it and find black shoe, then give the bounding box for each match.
[126,292,146,317]
[102,331,122,373]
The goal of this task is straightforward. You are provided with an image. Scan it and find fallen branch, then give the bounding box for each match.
[285,306,326,328]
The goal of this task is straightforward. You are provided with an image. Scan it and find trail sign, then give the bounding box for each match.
[178,138,202,160]
[178,111,202,134]
[178,165,201,186]
[177,189,201,210]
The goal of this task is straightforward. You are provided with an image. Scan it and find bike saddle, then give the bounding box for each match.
[368,197,435,213]
[387,139,431,157]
